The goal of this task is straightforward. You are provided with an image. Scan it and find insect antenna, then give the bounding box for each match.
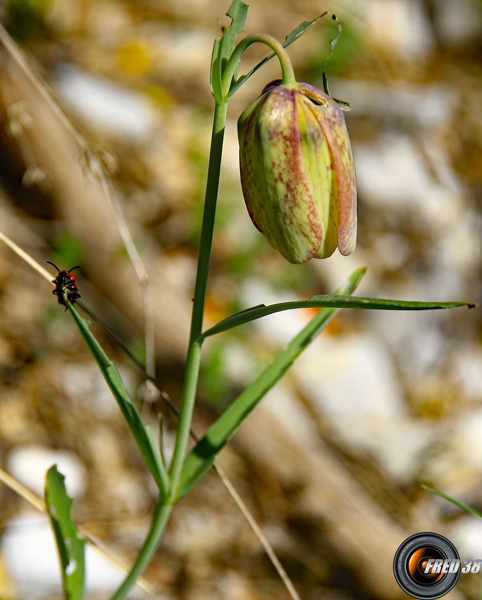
[46,261,60,272]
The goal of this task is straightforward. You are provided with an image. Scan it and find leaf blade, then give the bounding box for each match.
[175,268,366,499]
[65,302,169,497]
[210,0,248,99]
[200,295,473,340]
[210,37,223,103]
[422,485,482,520]
[45,466,85,600]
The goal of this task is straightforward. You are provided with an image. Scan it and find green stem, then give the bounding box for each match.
[168,100,229,499]
[174,268,366,500]
[189,101,228,345]
[109,501,172,600]
[168,340,202,496]
[222,33,296,98]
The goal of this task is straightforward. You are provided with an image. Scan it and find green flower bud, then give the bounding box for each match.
[238,80,357,263]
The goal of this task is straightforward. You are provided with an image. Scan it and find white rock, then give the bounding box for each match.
[331,80,456,130]
[360,0,435,59]
[2,512,146,598]
[296,333,405,420]
[354,135,463,227]
[239,279,307,346]
[53,63,158,140]
[452,412,482,472]
[370,233,411,270]
[451,516,482,560]
[2,512,64,598]
[369,306,450,375]
[6,445,87,498]
[452,347,482,401]
[59,363,126,416]
[347,416,435,482]
[291,334,435,481]
[262,384,320,451]
[221,341,258,387]
[431,0,482,46]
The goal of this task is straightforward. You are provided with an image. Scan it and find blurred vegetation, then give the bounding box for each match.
[0,1,481,599]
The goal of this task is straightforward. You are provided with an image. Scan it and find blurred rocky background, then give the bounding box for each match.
[0,0,481,598]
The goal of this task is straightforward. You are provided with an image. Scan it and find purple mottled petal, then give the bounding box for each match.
[299,83,357,256]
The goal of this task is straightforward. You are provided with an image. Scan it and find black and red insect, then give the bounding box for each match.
[47,262,81,306]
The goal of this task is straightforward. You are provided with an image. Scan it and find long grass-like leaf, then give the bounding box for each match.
[422,485,482,520]
[65,301,170,497]
[45,466,85,600]
[174,268,366,499]
[200,296,473,340]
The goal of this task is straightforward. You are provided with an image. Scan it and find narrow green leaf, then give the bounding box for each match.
[200,296,473,340]
[174,268,366,500]
[422,485,482,520]
[222,0,249,64]
[210,0,248,99]
[65,302,170,497]
[210,37,223,103]
[334,97,351,111]
[45,466,85,600]
[228,11,331,97]
[321,13,343,96]
[284,12,330,45]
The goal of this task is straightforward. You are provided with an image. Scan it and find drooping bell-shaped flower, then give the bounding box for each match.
[238,80,356,264]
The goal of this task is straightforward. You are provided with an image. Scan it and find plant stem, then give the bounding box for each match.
[174,269,366,500]
[222,33,296,98]
[168,340,201,496]
[168,100,228,499]
[109,501,172,600]
[189,101,228,345]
